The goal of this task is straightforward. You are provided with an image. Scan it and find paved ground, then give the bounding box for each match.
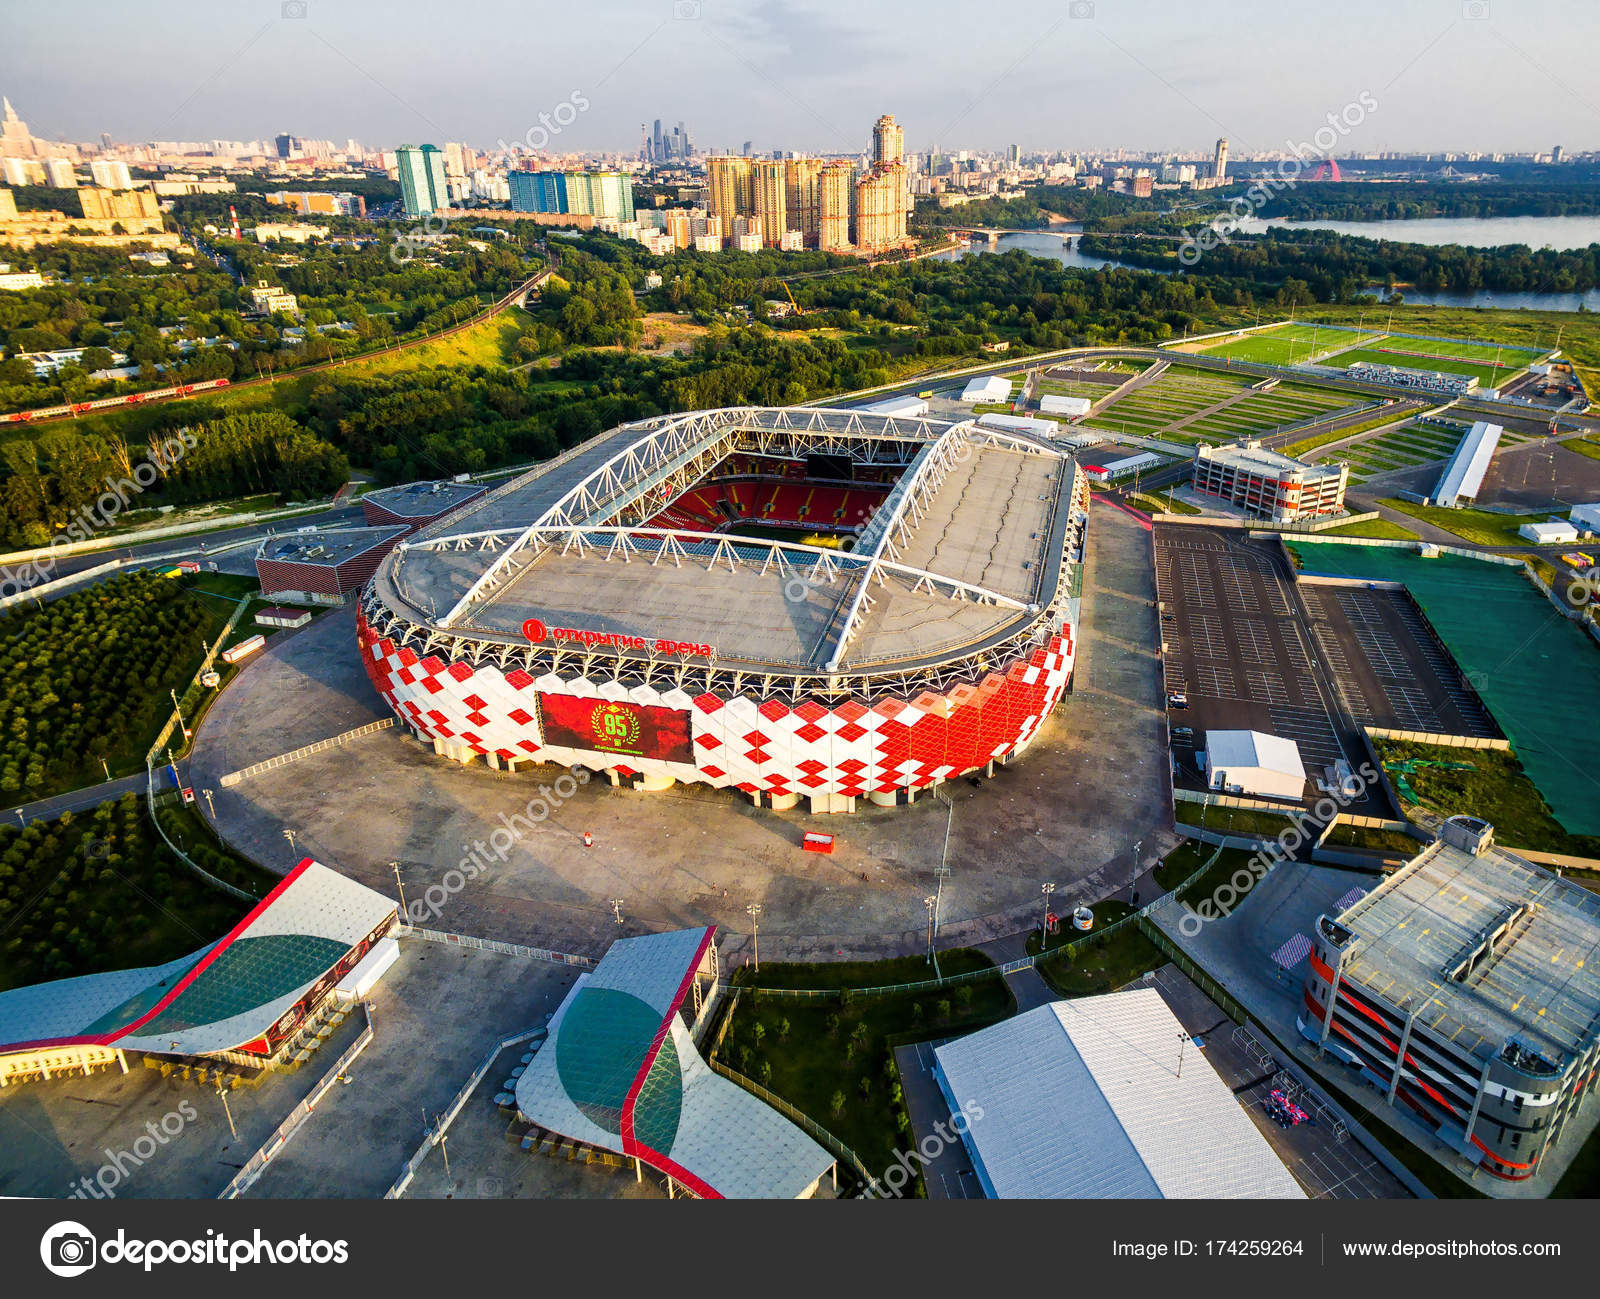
[1477,438,1600,512]
[0,1012,369,1200]
[892,1036,983,1199]
[191,502,1177,960]
[1154,523,1390,817]
[5,772,147,824]
[244,940,577,1199]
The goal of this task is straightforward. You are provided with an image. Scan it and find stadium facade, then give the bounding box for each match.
[358,406,1087,812]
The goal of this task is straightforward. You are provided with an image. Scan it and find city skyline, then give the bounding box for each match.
[4,0,1598,157]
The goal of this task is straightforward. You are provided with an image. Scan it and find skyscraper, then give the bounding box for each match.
[708,156,753,233]
[1,98,37,158]
[1213,137,1229,182]
[818,160,854,252]
[785,156,823,247]
[396,144,449,218]
[751,160,787,248]
[872,114,904,167]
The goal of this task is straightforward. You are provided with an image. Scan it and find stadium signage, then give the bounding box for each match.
[522,617,713,658]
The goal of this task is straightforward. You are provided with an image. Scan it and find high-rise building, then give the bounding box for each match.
[872,114,904,167]
[1552,144,1565,164]
[509,170,567,214]
[750,160,786,248]
[396,144,449,217]
[509,170,633,222]
[275,132,297,160]
[1,98,37,158]
[854,163,907,252]
[43,157,76,187]
[708,156,752,233]
[818,160,854,252]
[784,156,823,247]
[1007,143,1020,167]
[1213,137,1229,181]
[88,159,131,189]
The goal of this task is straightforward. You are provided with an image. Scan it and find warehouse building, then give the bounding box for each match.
[1569,502,1600,533]
[361,479,488,534]
[1201,729,1306,801]
[1432,421,1502,508]
[255,525,407,601]
[1083,451,1161,483]
[1302,817,1600,1183]
[1191,440,1347,521]
[932,989,1305,1198]
[1518,520,1579,545]
[856,394,929,417]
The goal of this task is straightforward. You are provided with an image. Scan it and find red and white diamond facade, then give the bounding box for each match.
[359,407,1087,811]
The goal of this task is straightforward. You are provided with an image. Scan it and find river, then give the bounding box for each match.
[941,219,1600,310]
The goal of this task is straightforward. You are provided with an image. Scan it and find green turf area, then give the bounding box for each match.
[1033,911,1166,997]
[1086,367,1256,438]
[1127,491,1201,516]
[1282,408,1419,458]
[1372,739,1600,859]
[720,951,1014,1188]
[1287,543,1600,840]
[1318,518,1421,540]
[0,793,276,991]
[1375,334,1543,364]
[1174,802,1301,838]
[1376,499,1563,547]
[1198,323,1382,367]
[1319,822,1424,854]
[1565,435,1600,462]
[1320,343,1524,388]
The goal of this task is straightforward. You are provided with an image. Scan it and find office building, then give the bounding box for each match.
[509,169,633,222]
[396,144,449,218]
[42,157,75,188]
[1304,818,1600,1183]
[1213,137,1229,181]
[1191,440,1347,521]
[77,186,158,222]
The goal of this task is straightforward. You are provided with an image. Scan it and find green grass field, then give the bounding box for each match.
[1198,323,1381,366]
[1319,517,1421,540]
[1377,499,1563,547]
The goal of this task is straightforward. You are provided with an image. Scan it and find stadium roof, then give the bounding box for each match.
[369,407,1083,686]
[0,861,396,1057]
[514,926,835,1199]
[1433,421,1502,508]
[1324,837,1600,1071]
[933,989,1305,1199]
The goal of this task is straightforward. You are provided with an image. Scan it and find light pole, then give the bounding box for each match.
[746,902,762,971]
[282,828,297,857]
[202,789,215,820]
[1129,839,1143,905]
[609,898,624,927]
[1040,882,1055,946]
[1176,1031,1190,1078]
[217,1084,237,1141]
[392,862,409,923]
[924,895,936,964]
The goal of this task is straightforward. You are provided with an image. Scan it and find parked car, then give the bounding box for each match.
[1167,691,1189,710]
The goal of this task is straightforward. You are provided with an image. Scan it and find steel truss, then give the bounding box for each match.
[433,407,957,628]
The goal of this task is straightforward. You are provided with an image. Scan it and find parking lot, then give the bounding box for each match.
[1154,524,1390,816]
[1300,582,1500,739]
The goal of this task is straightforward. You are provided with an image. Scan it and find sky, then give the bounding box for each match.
[4,0,1598,157]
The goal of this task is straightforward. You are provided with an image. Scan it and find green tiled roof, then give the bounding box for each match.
[138,934,349,1035]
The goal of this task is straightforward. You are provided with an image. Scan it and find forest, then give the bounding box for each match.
[0,571,217,798]
[1253,180,1600,222]
[1078,226,1600,298]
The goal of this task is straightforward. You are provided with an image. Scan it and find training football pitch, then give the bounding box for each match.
[1198,323,1380,366]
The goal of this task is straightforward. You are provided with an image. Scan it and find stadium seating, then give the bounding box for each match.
[643,476,891,534]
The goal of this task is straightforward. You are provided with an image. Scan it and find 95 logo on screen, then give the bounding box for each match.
[590,702,641,752]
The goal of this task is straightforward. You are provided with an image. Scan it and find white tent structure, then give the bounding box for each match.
[1202,729,1306,801]
[959,375,1011,404]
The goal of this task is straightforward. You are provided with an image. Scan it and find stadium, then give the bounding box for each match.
[357,406,1087,812]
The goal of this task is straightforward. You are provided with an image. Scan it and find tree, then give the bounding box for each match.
[830,1089,846,1117]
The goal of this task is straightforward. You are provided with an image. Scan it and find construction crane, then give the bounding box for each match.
[780,282,804,316]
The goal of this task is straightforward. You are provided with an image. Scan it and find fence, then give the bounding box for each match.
[219,1004,375,1199]
[145,597,256,901]
[219,718,395,788]
[1363,726,1510,751]
[386,1025,545,1199]
[397,925,597,970]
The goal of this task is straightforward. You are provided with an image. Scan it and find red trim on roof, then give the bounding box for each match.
[1,859,315,1055]
[619,926,723,1199]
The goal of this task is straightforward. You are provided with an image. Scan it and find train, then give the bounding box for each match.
[1,377,232,424]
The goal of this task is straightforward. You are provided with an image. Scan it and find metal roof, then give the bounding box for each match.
[0,860,396,1057]
[1205,729,1306,780]
[364,479,488,518]
[1329,839,1600,1070]
[933,989,1305,1199]
[257,525,406,567]
[514,927,835,1198]
[1432,421,1502,507]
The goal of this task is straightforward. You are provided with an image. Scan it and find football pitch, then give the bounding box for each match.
[1198,323,1379,366]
